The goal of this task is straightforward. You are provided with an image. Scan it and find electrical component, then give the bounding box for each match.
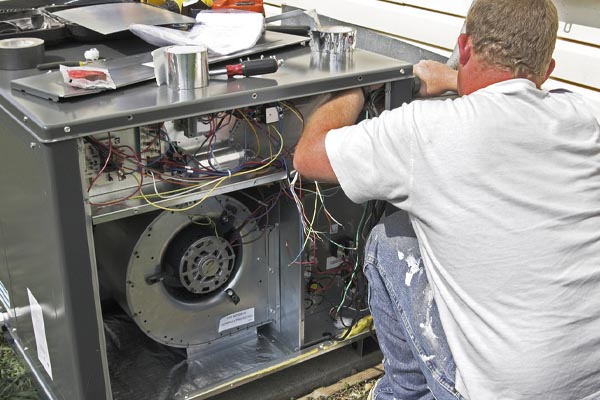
[265,106,279,124]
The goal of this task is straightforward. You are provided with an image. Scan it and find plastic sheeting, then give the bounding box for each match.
[103,309,287,400]
[130,10,264,56]
[104,311,187,400]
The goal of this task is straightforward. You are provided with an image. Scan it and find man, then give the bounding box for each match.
[293,0,600,399]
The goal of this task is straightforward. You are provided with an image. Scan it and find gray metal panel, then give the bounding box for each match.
[52,3,196,35]
[0,220,12,315]
[1,41,412,143]
[390,78,415,109]
[0,109,110,400]
[275,199,304,350]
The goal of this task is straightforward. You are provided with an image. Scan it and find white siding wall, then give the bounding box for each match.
[265,1,600,108]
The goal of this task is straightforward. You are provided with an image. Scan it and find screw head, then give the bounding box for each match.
[64,126,71,133]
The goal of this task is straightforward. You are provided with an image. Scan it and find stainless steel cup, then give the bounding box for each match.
[166,45,209,90]
[309,26,357,56]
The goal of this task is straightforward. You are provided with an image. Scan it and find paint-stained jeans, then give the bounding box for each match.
[363,211,464,400]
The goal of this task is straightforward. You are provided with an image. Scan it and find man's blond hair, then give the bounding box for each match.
[466,0,558,79]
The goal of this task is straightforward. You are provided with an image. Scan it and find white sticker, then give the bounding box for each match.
[0,279,9,309]
[218,308,255,333]
[326,256,343,270]
[27,288,53,380]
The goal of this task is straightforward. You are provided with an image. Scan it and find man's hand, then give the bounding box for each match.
[413,60,458,98]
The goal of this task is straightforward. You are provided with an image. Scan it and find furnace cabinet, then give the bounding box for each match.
[0,36,413,399]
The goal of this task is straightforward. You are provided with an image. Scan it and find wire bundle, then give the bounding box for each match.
[85,106,297,211]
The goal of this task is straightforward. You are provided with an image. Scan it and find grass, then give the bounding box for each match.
[0,307,40,400]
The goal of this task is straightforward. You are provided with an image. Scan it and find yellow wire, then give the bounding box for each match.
[138,176,228,212]
[300,188,319,251]
[315,182,344,227]
[132,174,223,199]
[189,215,219,237]
[279,102,304,125]
[234,124,283,178]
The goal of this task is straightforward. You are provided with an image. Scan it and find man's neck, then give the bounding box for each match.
[458,55,517,95]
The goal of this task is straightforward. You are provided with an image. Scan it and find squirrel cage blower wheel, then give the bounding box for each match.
[94,194,272,348]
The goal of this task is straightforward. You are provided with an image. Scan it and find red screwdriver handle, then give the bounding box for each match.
[226,58,280,77]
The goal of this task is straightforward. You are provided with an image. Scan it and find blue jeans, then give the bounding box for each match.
[363,211,464,400]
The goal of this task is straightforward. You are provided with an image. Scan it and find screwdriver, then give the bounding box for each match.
[209,58,282,78]
[36,60,105,70]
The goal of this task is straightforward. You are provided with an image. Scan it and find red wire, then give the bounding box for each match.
[87,132,113,192]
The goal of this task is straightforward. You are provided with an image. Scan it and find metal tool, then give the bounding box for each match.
[211,0,264,14]
[264,8,321,30]
[209,58,282,78]
[37,60,102,70]
[264,9,320,37]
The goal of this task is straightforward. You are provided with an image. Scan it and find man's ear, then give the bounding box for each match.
[458,33,471,66]
[543,58,556,82]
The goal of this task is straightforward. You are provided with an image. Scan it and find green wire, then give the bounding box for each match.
[336,202,369,314]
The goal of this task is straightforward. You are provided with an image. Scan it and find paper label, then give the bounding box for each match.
[27,288,53,380]
[218,308,255,333]
[0,279,9,309]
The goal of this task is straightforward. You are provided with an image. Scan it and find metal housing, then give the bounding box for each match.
[0,21,416,400]
[94,195,270,348]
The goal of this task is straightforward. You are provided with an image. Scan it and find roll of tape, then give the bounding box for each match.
[309,26,357,56]
[166,45,208,91]
[0,37,45,70]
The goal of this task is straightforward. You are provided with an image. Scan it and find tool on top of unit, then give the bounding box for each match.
[208,57,281,78]
[211,0,264,14]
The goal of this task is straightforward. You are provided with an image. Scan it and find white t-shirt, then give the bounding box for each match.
[325,79,600,400]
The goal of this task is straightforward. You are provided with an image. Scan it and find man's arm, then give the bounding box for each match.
[293,61,456,181]
[293,87,365,182]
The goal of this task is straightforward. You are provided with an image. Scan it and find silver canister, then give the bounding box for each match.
[309,26,357,56]
[166,45,209,90]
